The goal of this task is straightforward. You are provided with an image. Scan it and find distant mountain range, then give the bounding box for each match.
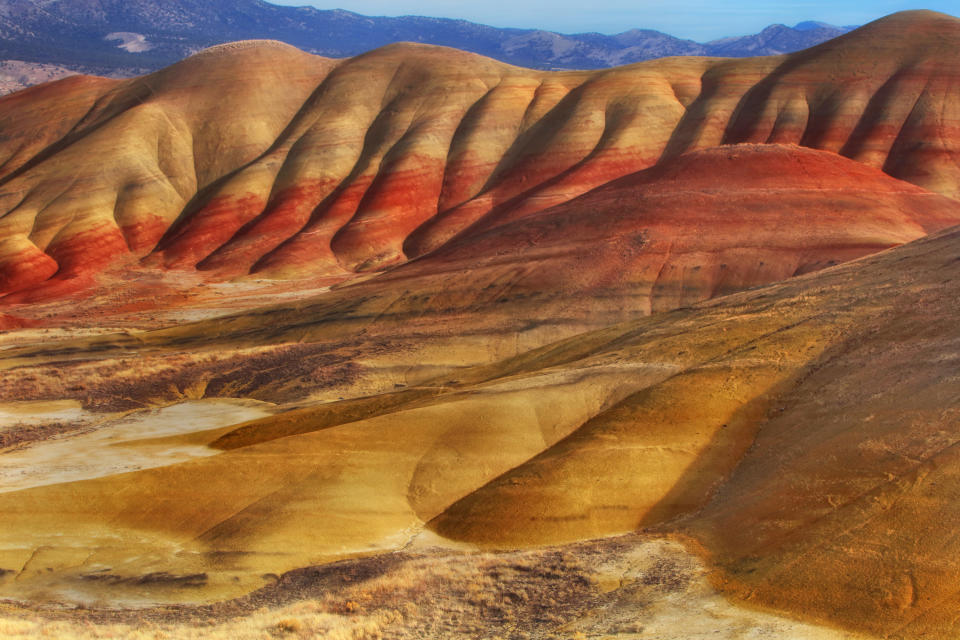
[0,0,857,93]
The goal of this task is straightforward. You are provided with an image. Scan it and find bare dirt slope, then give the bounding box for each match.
[2,186,960,638]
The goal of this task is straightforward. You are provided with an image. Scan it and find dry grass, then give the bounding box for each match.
[0,535,867,640]
[0,602,399,639]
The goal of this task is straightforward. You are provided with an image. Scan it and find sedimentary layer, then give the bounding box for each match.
[0,10,959,306]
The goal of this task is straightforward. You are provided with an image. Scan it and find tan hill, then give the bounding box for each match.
[0,10,959,315]
[430,227,960,640]
[2,171,960,639]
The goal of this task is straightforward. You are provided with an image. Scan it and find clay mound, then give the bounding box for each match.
[0,11,959,307]
[0,74,122,183]
[0,40,336,299]
[4,195,960,638]
[425,224,960,640]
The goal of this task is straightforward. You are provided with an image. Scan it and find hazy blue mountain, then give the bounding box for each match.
[0,0,858,84]
[706,22,856,56]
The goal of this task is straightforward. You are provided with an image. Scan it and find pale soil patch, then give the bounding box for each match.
[0,400,101,448]
[567,538,870,639]
[0,399,90,424]
[104,32,153,53]
[0,399,276,492]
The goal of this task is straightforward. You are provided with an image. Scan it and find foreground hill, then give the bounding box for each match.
[3,158,960,638]
[0,10,958,321]
[429,225,960,640]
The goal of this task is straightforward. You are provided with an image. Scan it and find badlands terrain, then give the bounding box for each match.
[2,8,960,639]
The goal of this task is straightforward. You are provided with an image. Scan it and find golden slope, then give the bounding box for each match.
[3,201,960,640]
[428,226,960,638]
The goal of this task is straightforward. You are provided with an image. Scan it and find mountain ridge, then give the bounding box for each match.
[0,0,858,93]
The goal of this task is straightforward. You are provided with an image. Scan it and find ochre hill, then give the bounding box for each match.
[0,10,959,308]
[408,143,960,314]
[0,40,335,300]
[3,176,960,639]
[427,224,960,640]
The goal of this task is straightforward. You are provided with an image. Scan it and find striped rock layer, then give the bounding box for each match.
[0,10,959,308]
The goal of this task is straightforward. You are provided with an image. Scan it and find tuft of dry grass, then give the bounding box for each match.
[0,602,398,640]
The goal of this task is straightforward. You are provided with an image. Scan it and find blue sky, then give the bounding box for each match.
[271,1,960,40]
